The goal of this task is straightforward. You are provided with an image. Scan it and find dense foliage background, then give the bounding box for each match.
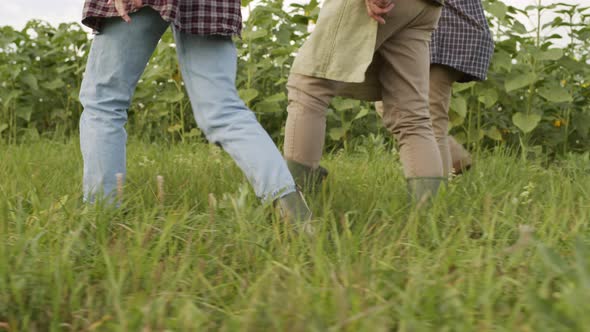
[0,0,589,155]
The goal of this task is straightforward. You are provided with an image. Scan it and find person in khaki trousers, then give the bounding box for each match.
[377,0,495,176]
[283,0,445,202]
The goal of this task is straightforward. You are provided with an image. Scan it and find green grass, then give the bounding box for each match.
[1,139,590,331]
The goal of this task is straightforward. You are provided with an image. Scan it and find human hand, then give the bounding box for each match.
[365,0,395,24]
[107,0,143,23]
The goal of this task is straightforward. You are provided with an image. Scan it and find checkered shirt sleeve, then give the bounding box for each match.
[430,0,495,82]
[82,0,242,36]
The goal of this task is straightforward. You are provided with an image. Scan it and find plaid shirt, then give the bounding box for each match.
[430,0,494,82]
[82,0,242,36]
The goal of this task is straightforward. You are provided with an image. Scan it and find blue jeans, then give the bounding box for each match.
[79,8,296,203]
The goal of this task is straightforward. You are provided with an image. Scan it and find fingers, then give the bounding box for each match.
[372,2,395,16]
[121,14,132,23]
[366,1,384,24]
[365,1,383,24]
[366,0,395,24]
[370,13,386,24]
[107,0,139,23]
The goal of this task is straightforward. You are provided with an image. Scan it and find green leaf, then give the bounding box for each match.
[512,21,528,34]
[329,126,348,141]
[453,82,476,93]
[183,128,202,138]
[450,96,467,118]
[453,132,467,144]
[537,48,564,61]
[478,89,499,108]
[512,112,541,133]
[161,90,185,103]
[41,78,65,91]
[2,90,21,108]
[331,98,359,111]
[16,106,34,122]
[22,128,40,142]
[275,26,292,45]
[238,88,259,104]
[167,124,182,133]
[572,113,590,139]
[69,88,80,101]
[56,64,76,74]
[0,123,8,134]
[51,108,69,121]
[538,86,572,103]
[449,109,466,127]
[486,127,503,141]
[254,101,281,113]
[486,1,507,20]
[242,29,268,41]
[21,73,39,91]
[262,92,286,103]
[492,51,513,73]
[354,107,369,120]
[559,56,585,72]
[505,72,537,92]
[10,66,22,80]
[466,127,485,141]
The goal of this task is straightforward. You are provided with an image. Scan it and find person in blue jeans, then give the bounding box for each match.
[78,0,311,224]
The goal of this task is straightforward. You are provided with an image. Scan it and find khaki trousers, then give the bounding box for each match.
[376,65,470,175]
[429,64,464,175]
[284,0,443,178]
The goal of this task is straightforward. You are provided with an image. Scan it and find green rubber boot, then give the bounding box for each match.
[275,190,314,234]
[286,160,329,193]
[407,177,447,208]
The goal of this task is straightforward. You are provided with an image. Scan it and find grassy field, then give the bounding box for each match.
[1,139,589,331]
